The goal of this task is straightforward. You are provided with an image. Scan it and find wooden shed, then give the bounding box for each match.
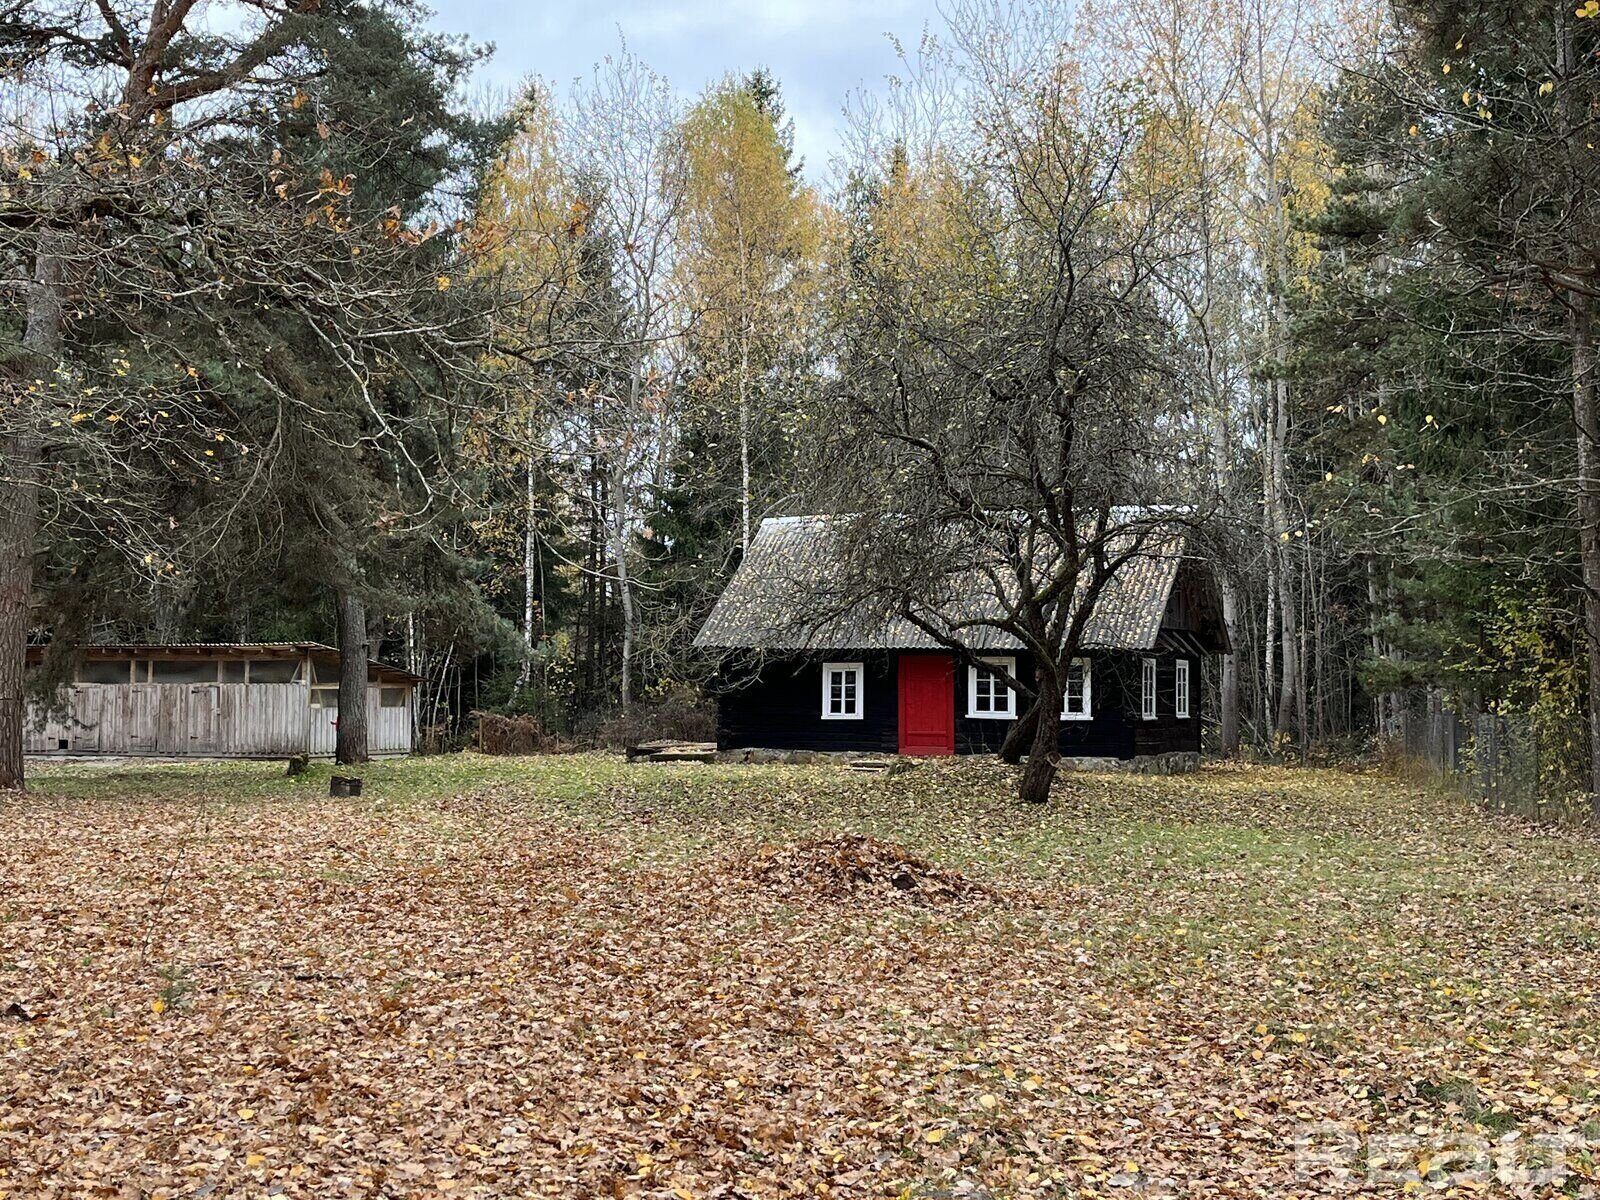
[24,643,418,759]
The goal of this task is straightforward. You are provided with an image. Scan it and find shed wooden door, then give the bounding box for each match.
[127,685,160,754]
[72,686,102,753]
[898,654,955,755]
[186,684,220,754]
[308,697,338,757]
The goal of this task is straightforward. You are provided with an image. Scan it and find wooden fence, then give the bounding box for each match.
[27,682,414,758]
[1397,695,1593,823]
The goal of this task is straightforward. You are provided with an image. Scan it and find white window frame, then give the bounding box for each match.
[1141,656,1158,721]
[966,656,1017,720]
[821,661,864,720]
[1061,657,1093,721]
[1175,658,1190,719]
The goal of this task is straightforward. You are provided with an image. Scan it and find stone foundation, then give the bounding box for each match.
[715,748,1202,774]
[716,748,876,766]
[1059,751,1201,775]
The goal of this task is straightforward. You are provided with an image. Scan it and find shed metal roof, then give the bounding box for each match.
[693,515,1193,653]
[28,641,423,683]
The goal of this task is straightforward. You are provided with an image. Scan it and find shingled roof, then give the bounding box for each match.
[693,515,1192,652]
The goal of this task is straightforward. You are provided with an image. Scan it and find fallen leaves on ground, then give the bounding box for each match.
[0,755,1597,1198]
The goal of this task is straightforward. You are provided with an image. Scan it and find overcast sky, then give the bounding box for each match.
[425,0,938,187]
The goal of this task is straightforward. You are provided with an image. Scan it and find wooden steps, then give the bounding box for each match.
[626,740,717,764]
[850,758,914,775]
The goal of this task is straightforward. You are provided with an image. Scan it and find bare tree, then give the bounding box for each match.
[1224,0,1330,748]
[816,0,1209,803]
[1117,0,1265,755]
[552,50,688,713]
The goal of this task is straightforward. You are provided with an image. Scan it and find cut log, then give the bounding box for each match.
[329,775,363,797]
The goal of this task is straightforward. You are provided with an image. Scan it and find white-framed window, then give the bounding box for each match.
[1061,657,1092,720]
[967,656,1016,719]
[1175,658,1190,719]
[1141,656,1158,720]
[821,661,864,719]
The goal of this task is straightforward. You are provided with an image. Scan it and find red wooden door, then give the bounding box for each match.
[898,654,955,755]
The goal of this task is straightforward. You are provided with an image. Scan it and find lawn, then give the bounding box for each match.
[2,755,1598,1198]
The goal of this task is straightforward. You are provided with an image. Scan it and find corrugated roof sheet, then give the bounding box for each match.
[76,642,322,652]
[694,515,1186,652]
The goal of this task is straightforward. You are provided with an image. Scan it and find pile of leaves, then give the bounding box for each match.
[732,833,995,905]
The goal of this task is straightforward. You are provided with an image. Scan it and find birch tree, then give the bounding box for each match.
[1224,0,1331,748]
[475,87,574,692]
[1121,0,1257,753]
[554,51,687,713]
[678,74,822,555]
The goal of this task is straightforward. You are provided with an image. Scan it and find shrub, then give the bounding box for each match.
[474,712,564,755]
[592,685,715,750]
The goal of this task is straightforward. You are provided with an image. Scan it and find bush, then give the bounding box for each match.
[474,712,566,756]
[592,685,715,750]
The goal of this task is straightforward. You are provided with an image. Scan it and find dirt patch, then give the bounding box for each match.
[733,834,996,904]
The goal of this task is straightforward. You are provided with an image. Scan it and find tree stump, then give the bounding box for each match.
[329,775,363,797]
[285,754,309,776]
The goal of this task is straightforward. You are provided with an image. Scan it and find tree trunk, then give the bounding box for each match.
[1017,669,1063,804]
[1207,384,1241,756]
[739,323,752,557]
[1571,295,1600,807]
[0,432,38,791]
[1220,574,1241,755]
[609,449,635,714]
[616,548,634,712]
[1263,556,1278,734]
[999,700,1039,764]
[335,588,369,766]
[0,239,64,790]
[1311,551,1326,742]
[1365,556,1388,739]
[1270,376,1303,745]
[518,406,537,692]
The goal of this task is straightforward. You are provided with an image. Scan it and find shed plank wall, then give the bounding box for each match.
[25,682,413,758]
[369,690,413,755]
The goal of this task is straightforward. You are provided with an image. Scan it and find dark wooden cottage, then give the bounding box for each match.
[694,516,1230,768]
